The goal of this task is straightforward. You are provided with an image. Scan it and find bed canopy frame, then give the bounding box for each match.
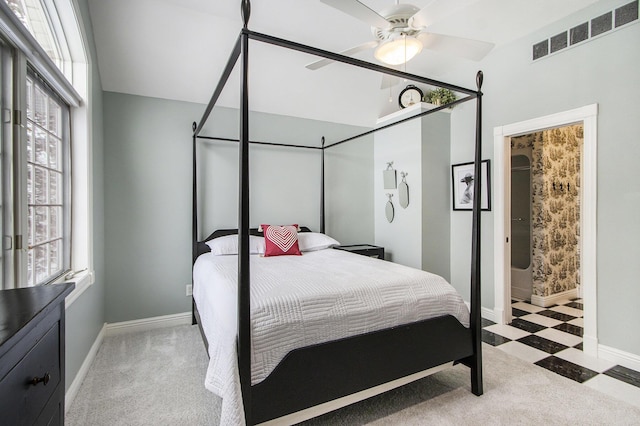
[191,1,484,424]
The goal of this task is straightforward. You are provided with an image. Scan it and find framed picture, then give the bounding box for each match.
[451,160,491,211]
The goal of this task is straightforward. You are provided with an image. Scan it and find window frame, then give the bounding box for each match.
[25,68,72,286]
[1,0,94,306]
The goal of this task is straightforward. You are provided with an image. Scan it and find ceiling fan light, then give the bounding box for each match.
[374,35,423,66]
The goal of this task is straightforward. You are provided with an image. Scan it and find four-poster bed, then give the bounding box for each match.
[191,1,485,424]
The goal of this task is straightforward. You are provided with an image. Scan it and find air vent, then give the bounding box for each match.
[532,0,638,60]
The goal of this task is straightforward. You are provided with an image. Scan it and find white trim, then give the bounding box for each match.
[493,104,598,357]
[530,288,578,308]
[481,306,496,323]
[105,312,192,336]
[65,323,106,412]
[465,300,496,323]
[598,344,640,373]
[256,362,454,426]
[63,270,95,308]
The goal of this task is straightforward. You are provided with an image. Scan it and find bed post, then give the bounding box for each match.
[470,70,484,396]
[192,121,198,325]
[320,136,325,234]
[238,0,252,423]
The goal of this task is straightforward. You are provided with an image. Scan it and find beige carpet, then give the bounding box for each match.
[67,325,640,425]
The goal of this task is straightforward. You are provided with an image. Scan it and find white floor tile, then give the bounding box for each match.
[520,313,563,328]
[553,299,574,306]
[497,341,549,364]
[535,328,583,347]
[555,348,616,373]
[567,317,584,327]
[484,323,531,341]
[512,301,545,313]
[549,305,583,318]
[583,374,640,409]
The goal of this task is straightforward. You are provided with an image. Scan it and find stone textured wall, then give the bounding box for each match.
[511,124,582,297]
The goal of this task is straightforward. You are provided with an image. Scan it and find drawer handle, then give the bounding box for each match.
[30,373,51,386]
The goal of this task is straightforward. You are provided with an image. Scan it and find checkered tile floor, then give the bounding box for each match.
[482,298,640,409]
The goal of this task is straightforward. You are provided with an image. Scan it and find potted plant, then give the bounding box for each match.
[426,88,457,107]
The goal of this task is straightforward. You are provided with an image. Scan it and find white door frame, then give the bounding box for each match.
[493,104,598,357]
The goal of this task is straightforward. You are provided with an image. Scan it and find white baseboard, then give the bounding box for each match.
[105,312,192,336]
[481,306,496,323]
[65,323,106,413]
[531,288,578,308]
[598,344,640,372]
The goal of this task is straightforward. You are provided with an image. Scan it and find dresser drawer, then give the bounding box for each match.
[0,323,61,426]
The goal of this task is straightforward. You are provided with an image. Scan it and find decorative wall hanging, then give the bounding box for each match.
[398,172,409,208]
[383,161,397,189]
[451,160,491,211]
[385,193,395,223]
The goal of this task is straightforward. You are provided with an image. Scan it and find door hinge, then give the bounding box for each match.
[3,235,11,250]
[13,109,22,126]
[2,108,10,124]
[15,234,22,250]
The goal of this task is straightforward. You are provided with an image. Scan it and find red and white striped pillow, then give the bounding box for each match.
[261,224,302,257]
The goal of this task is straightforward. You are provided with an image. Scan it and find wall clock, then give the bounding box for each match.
[399,85,423,109]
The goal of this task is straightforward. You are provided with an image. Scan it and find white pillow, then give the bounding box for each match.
[206,235,265,255]
[297,232,340,252]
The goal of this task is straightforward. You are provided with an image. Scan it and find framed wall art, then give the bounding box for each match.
[452,160,491,211]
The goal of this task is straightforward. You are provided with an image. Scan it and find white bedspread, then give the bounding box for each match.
[193,248,469,425]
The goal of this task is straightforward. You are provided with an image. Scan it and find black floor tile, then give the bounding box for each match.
[511,308,529,318]
[517,335,568,354]
[553,323,583,337]
[574,342,583,351]
[481,318,496,328]
[603,365,640,388]
[565,301,584,310]
[535,356,599,383]
[482,329,511,346]
[537,310,577,322]
[509,318,547,333]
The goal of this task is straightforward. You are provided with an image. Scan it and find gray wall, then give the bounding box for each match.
[421,112,451,281]
[373,107,450,278]
[64,0,106,391]
[324,135,374,245]
[448,0,640,357]
[103,92,373,322]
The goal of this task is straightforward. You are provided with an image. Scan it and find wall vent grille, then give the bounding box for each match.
[532,0,638,60]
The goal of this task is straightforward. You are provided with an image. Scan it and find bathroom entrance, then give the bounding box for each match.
[493,105,598,354]
[509,126,582,306]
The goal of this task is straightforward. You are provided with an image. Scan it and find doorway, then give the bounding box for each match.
[493,104,598,356]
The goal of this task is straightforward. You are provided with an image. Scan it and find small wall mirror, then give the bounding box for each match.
[399,172,409,209]
[385,194,394,223]
[383,161,397,189]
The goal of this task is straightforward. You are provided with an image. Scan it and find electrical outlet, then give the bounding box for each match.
[186,284,192,297]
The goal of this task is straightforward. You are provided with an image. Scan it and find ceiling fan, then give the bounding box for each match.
[307,0,494,76]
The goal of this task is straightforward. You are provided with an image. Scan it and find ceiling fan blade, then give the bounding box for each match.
[410,0,480,29]
[380,74,401,90]
[321,0,390,29]
[306,41,379,70]
[417,32,494,61]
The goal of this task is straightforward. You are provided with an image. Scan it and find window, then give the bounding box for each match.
[1,0,92,302]
[26,72,70,286]
[4,0,65,72]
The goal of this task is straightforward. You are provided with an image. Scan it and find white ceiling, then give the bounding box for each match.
[88,0,598,127]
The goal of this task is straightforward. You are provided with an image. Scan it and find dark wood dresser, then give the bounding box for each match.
[0,282,74,426]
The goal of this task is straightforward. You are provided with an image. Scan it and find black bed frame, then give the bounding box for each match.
[191,1,484,424]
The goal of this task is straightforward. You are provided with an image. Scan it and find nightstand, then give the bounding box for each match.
[334,244,384,259]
